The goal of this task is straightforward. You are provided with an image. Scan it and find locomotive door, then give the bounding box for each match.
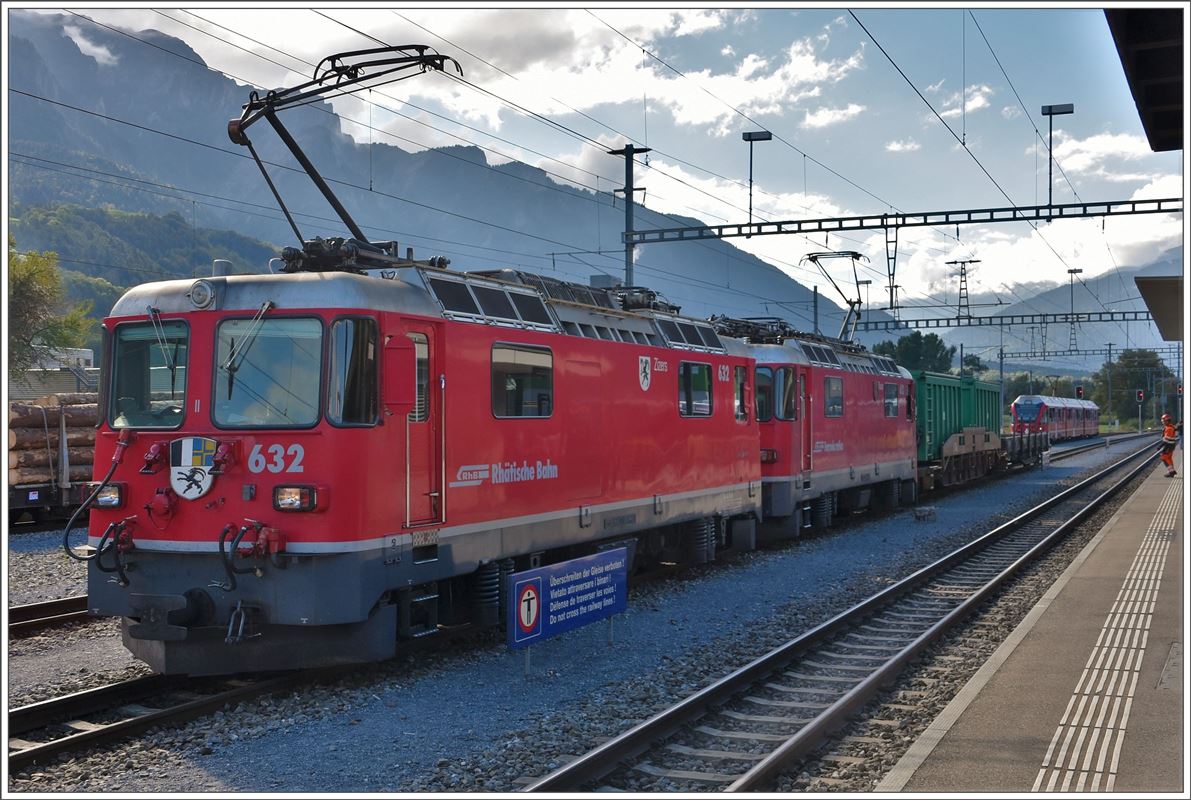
[798,368,812,473]
[405,328,443,526]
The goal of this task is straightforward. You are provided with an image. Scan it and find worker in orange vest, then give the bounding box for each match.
[1159,413,1178,477]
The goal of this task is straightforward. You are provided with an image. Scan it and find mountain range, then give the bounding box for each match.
[7,10,1175,370]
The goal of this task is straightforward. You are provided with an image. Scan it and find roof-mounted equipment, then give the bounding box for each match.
[799,250,870,342]
[228,45,462,273]
[609,286,681,314]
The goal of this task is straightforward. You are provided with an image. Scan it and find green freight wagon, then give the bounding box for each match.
[911,370,1015,487]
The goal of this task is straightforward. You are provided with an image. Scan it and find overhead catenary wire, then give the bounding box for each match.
[155,6,952,315]
[848,11,1101,286]
[307,10,900,303]
[32,11,989,330]
[8,92,824,325]
[582,9,979,311]
[966,10,1133,338]
[380,9,962,310]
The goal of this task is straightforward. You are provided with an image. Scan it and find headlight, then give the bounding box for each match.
[93,483,124,508]
[188,279,215,309]
[273,485,319,512]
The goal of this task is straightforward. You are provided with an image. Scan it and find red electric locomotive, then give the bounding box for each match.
[65,44,766,675]
[710,318,918,534]
[1010,394,1100,442]
[75,265,762,674]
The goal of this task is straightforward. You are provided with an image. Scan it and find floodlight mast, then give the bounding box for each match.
[228,45,462,249]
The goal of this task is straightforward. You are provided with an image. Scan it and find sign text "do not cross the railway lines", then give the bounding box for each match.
[507,548,628,650]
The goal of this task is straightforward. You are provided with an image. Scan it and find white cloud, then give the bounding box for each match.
[940,84,993,119]
[1050,131,1154,174]
[370,10,867,136]
[721,44,735,57]
[672,10,726,36]
[1001,105,1022,119]
[925,78,945,94]
[63,24,118,65]
[802,103,865,129]
[885,138,920,153]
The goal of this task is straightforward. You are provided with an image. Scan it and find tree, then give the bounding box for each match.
[872,331,957,372]
[1089,349,1178,423]
[7,235,93,379]
[962,353,987,373]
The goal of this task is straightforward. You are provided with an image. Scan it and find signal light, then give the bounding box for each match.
[1136,389,1144,403]
[1075,385,1084,399]
[1180,384,1184,397]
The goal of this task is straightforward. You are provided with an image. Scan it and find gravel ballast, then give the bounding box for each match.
[6,443,1154,793]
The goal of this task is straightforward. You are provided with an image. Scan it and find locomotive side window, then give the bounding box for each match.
[427,278,480,316]
[214,318,322,428]
[824,376,843,417]
[510,293,552,325]
[734,366,748,421]
[755,367,774,421]
[679,362,713,417]
[658,319,683,345]
[110,320,188,429]
[327,318,378,426]
[776,367,797,420]
[407,333,429,423]
[472,285,517,320]
[884,382,899,417]
[492,344,553,418]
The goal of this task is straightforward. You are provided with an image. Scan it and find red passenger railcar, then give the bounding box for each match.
[1010,394,1100,442]
[80,266,761,674]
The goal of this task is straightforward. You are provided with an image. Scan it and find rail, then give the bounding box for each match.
[7,670,339,772]
[1049,431,1159,463]
[9,596,90,635]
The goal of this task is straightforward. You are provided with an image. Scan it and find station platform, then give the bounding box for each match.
[879,450,1185,794]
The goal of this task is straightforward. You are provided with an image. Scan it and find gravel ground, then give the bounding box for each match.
[7,529,88,605]
[5,443,1149,793]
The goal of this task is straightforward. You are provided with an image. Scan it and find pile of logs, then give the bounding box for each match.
[8,393,98,486]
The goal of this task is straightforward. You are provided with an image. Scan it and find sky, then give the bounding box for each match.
[12,3,1189,316]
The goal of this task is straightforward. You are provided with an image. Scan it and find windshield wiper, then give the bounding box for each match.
[223,301,274,400]
[147,306,178,398]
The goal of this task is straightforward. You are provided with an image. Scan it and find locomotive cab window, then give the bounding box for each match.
[110,320,189,429]
[327,317,378,426]
[492,344,553,418]
[884,382,898,417]
[407,333,430,423]
[679,362,712,417]
[824,376,843,418]
[776,367,797,420]
[755,367,774,421]
[214,317,322,428]
[734,366,748,421]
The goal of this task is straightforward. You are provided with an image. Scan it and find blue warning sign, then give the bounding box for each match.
[506,548,628,650]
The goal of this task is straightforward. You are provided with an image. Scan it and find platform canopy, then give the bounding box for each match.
[1105,8,1183,152]
[1134,276,1184,342]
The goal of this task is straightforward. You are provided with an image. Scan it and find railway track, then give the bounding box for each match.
[6,620,488,773]
[523,440,1160,792]
[6,670,333,773]
[9,596,92,636]
[1048,431,1159,463]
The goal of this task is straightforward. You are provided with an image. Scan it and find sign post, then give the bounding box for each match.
[507,548,629,671]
